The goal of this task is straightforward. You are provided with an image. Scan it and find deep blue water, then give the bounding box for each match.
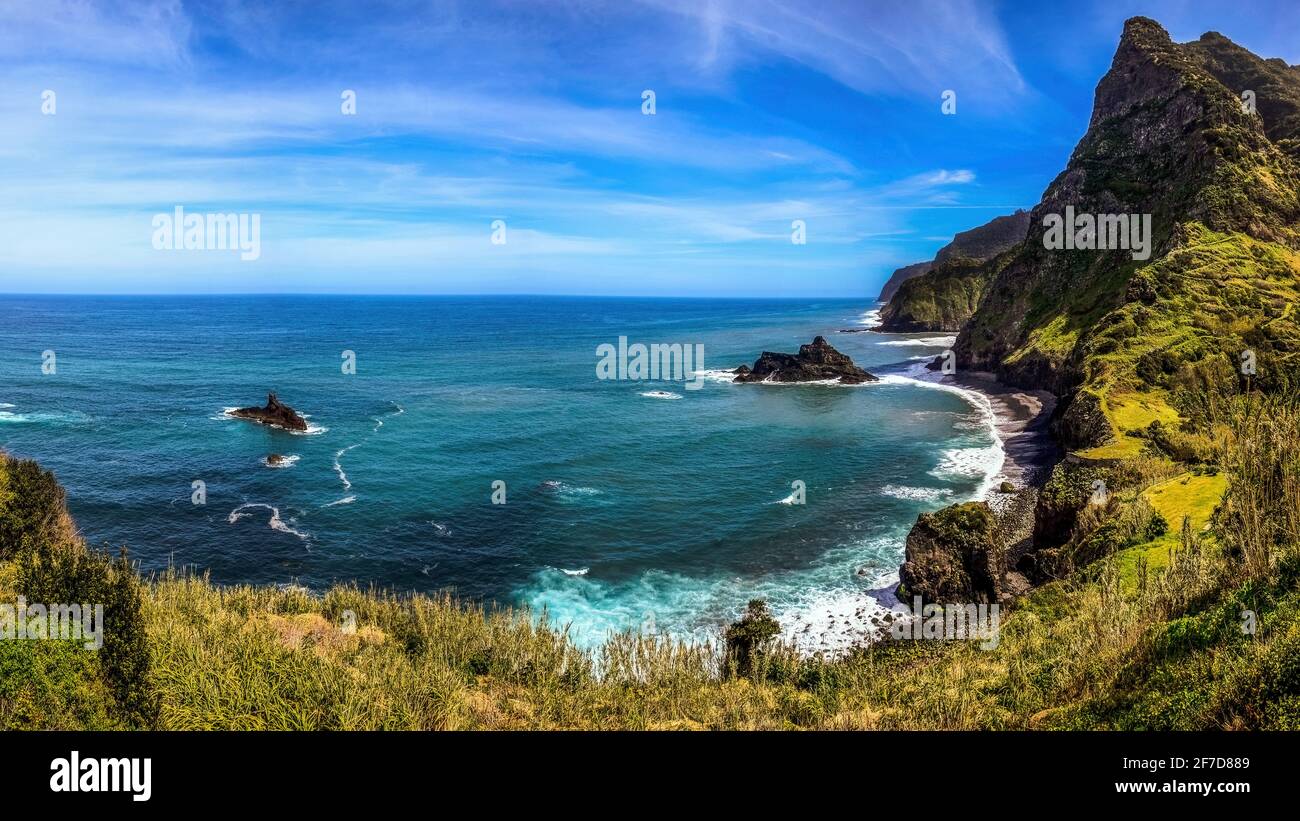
[0,295,999,650]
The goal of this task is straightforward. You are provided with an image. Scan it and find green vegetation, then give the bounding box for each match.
[2,18,1298,731]
[1,394,1296,729]
[879,253,1012,332]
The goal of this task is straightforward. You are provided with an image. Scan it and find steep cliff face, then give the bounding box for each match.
[897,17,1300,606]
[878,251,1014,332]
[1186,32,1300,159]
[877,261,932,303]
[877,210,1029,331]
[953,17,1300,450]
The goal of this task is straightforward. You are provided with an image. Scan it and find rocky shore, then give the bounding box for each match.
[785,360,1061,655]
[893,371,1060,607]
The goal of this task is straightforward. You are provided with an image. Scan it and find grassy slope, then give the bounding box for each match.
[4,20,1298,732]
[2,401,1297,730]
[1113,471,1227,586]
[1074,226,1300,459]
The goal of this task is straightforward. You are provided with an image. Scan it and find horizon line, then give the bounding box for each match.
[0,292,881,300]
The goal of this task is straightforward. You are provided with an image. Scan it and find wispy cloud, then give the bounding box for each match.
[0,0,191,67]
[0,0,1041,295]
[639,0,1025,99]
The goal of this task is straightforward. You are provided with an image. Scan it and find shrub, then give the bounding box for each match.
[723,599,781,679]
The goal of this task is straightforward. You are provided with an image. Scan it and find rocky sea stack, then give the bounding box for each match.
[898,502,1004,606]
[733,336,877,384]
[230,393,309,432]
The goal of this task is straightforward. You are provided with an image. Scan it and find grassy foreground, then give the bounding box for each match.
[1,396,1298,730]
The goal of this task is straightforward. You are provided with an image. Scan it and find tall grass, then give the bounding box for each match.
[3,396,1299,730]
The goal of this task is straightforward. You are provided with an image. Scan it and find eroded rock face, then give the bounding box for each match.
[733,336,877,384]
[229,393,308,432]
[898,502,1003,605]
[1030,459,1116,577]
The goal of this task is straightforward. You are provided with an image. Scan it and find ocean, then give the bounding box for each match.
[0,295,1003,653]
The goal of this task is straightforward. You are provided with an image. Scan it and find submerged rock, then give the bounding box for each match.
[733,336,877,384]
[230,393,309,432]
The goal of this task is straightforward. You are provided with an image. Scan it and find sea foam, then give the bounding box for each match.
[227,503,311,542]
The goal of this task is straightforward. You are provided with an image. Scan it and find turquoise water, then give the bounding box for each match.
[0,296,999,650]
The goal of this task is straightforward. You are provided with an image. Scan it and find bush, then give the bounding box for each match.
[723,599,781,679]
[0,458,68,560]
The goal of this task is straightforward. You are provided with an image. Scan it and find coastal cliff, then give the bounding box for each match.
[877,210,1030,332]
[876,261,932,303]
[894,18,1300,603]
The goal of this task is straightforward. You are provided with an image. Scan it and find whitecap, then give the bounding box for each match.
[561,567,590,577]
[639,390,683,400]
[323,495,356,507]
[879,484,952,503]
[227,503,311,541]
[875,335,957,347]
[333,444,360,490]
[695,368,744,384]
[0,409,91,425]
[872,372,1006,500]
[541,481,602,498]
[930,445,1006,494]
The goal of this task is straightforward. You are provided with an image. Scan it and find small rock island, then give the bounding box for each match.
[229,392,309,432]
[733,336,877,384]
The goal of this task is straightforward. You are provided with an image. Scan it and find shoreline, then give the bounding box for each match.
[787,325,1062,657]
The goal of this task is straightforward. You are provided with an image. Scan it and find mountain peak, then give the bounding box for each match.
[1121,16,1172,45]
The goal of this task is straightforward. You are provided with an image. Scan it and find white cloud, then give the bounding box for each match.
[0,0,191,67]
[639,0,1025,99]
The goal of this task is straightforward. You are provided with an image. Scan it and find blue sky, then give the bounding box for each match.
[2,0,1298,296]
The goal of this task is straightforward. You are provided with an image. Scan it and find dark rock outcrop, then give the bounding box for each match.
[898,502,1003,605]
[230,393,308,432]
[733,336,877,384]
